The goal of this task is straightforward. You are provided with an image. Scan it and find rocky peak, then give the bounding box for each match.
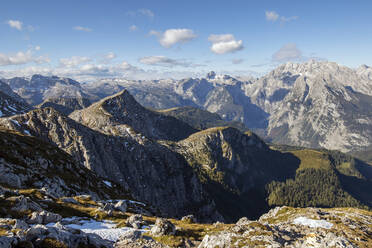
[206,71,216,79]
[70,89,197,141]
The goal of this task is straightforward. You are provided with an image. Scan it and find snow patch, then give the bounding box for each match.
[48,218,146,242]
[293,217,333,229]
[103,180,112,187]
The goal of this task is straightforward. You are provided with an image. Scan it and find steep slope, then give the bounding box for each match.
[0,108,222,221]
[70,90,197,141]
[168,127,371,221]
[157,106,247,132]
[0,127,124,199]
[0,91,31,117]
[0,80,26,103]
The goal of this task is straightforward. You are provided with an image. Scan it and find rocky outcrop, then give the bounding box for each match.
[198,206,371,248]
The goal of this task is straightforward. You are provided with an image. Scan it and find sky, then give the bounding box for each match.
[1,0,372,81]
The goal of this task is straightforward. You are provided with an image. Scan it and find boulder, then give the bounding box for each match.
[181,214,197,223]
[114,200,127,213]
[28,211,62,224]
[117,229,142,243]
[126,214,146,229]
[9,195,42,212]
[150,218,176,236]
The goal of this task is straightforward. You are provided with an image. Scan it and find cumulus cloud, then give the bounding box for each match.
[0,50,49,66]
[129,25,138,31]
[208,34,243,54]
[272,43,302,62]
[73,26,92,32]
[59,56,91,68]
[139,56,193,67]
[265,11,279,21]
[265,11,298,24]
[35,46,41,51]
[7,20,23,30]
[150,29,197,48]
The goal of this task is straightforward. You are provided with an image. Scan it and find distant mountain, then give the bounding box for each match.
[246,60,372,152]
[3,74,94,106]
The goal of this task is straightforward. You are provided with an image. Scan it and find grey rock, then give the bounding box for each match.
[0,236,18,248]
[150,218,176,236]
[114,200,127,213]
[181,215,197,223]
[28,211,62,224]
[126,214,146,229]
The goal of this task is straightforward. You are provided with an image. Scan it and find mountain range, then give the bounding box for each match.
[0,61,371,247]
[5,60,369,155]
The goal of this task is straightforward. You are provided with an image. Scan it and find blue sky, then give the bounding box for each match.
[1,0,372,81]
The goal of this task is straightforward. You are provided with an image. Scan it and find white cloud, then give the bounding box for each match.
[265,11,279,21]
[0,50,49,66]
[208,34,243,54]
[265,11,298,24]
[129,25,138,31]
[59,56,91,67]
[150,29,197,48]
[139,56,192,67]
[73,26,92,32]
[35,46,41,51]
[272,43,302,62]
[7,20,23,30]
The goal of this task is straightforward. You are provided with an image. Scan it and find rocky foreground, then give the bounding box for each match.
[0,182,371,248]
